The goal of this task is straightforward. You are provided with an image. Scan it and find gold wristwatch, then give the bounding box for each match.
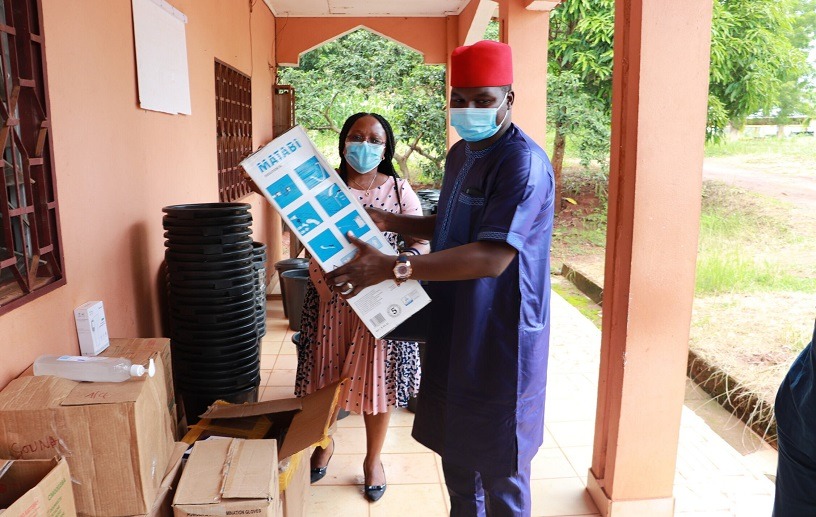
[393,255,412,284]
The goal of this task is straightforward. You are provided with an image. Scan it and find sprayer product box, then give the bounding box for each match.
[73,301,110,356]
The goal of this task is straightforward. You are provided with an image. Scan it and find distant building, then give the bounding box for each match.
[740,112,815,138]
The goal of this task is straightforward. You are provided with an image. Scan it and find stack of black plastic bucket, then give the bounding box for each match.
[162,203,260,422]
[416,189,441,216]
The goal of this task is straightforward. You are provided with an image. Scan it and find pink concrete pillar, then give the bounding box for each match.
[498,0,552,146]
[588,1,713,515]
[445,15,460,150]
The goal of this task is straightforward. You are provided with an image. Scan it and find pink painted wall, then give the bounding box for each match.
[0,0,279,387]
[276,17,448,66]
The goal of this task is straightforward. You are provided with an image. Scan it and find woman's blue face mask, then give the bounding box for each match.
[345,141,385,174]
[449,93,509,142]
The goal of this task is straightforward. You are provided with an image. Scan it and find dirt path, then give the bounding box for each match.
[703,159,816,213]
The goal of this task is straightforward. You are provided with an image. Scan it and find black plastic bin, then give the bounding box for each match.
[280,268,310,331]
[274,258,309,317]
[179,383,259,424]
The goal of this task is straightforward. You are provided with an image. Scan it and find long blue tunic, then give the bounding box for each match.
[412,125,555,476]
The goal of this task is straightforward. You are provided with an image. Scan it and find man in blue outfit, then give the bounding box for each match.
[328,40,555,516]
[774,317,816,516]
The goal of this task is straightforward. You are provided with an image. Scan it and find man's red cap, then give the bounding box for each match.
[450,40,513,88]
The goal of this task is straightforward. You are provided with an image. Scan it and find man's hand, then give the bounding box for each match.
[365,207,390,232]
[326,233,393,297]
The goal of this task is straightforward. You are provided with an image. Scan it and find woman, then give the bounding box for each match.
[294,112,429,502]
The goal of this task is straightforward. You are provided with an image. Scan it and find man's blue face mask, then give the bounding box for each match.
[344,142,385,174]
[449,93,509,142]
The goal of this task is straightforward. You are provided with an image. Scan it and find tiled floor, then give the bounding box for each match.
[260,293,777,516]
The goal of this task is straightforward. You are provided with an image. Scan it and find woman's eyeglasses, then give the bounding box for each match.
[346,134,385,145]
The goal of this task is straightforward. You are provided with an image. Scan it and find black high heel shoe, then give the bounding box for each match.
[310,438,334,484]
[364,462,387,502]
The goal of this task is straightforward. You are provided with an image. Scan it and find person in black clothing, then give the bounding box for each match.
[773,316,816,516]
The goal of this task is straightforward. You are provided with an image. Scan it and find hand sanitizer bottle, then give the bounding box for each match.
[33,355,156,382]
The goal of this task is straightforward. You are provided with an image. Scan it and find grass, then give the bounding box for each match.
[553,182,812,299]
[551,144,816,442]
[695,182,816,295]
[551,276,602,329]
[552,214,606,254]
[704,134,816,159]
[553,175,815,300]
[552,170,815,441]
[689,182,815,439]
[704,135,816,177]
[695,248,815,294]
[551,165,609,260]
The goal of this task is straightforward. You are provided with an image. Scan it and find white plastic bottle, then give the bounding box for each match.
[33,355,155,382]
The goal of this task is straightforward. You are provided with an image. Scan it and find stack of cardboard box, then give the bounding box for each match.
[0,338,342,517]
[0,339,179,516]
[173,380,343,517]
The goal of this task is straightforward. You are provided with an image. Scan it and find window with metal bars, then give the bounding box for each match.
[215,59,252,202]
[0,0,64,315]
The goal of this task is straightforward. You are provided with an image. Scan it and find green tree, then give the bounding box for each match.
[278,30,447,183]
[390,65,447,180]
[548,73,611,168]
[484,19,500,41]
[708,0,813,140]
[548,0,816,203]
[548,0,614,211]
[756,0,816,133]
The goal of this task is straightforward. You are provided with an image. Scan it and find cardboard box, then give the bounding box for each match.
[183,380,342,461]
[74,301,110,356]
[173,439,279,517]
[0,457,77,517]
[105,338,179,439]
[278,450,307,517]
[0,338,177,516]
[181,381,344,517]
[140,442,189,517]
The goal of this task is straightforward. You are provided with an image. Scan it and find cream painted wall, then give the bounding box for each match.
[0,0,278,387]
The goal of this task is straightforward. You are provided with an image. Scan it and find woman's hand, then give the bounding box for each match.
[326,233,393,297]
[365,207,390,232]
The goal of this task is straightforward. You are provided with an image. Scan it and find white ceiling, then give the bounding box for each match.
[263,0,472,17]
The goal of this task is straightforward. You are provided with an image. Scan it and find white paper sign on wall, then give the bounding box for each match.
[131,0,192,115]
